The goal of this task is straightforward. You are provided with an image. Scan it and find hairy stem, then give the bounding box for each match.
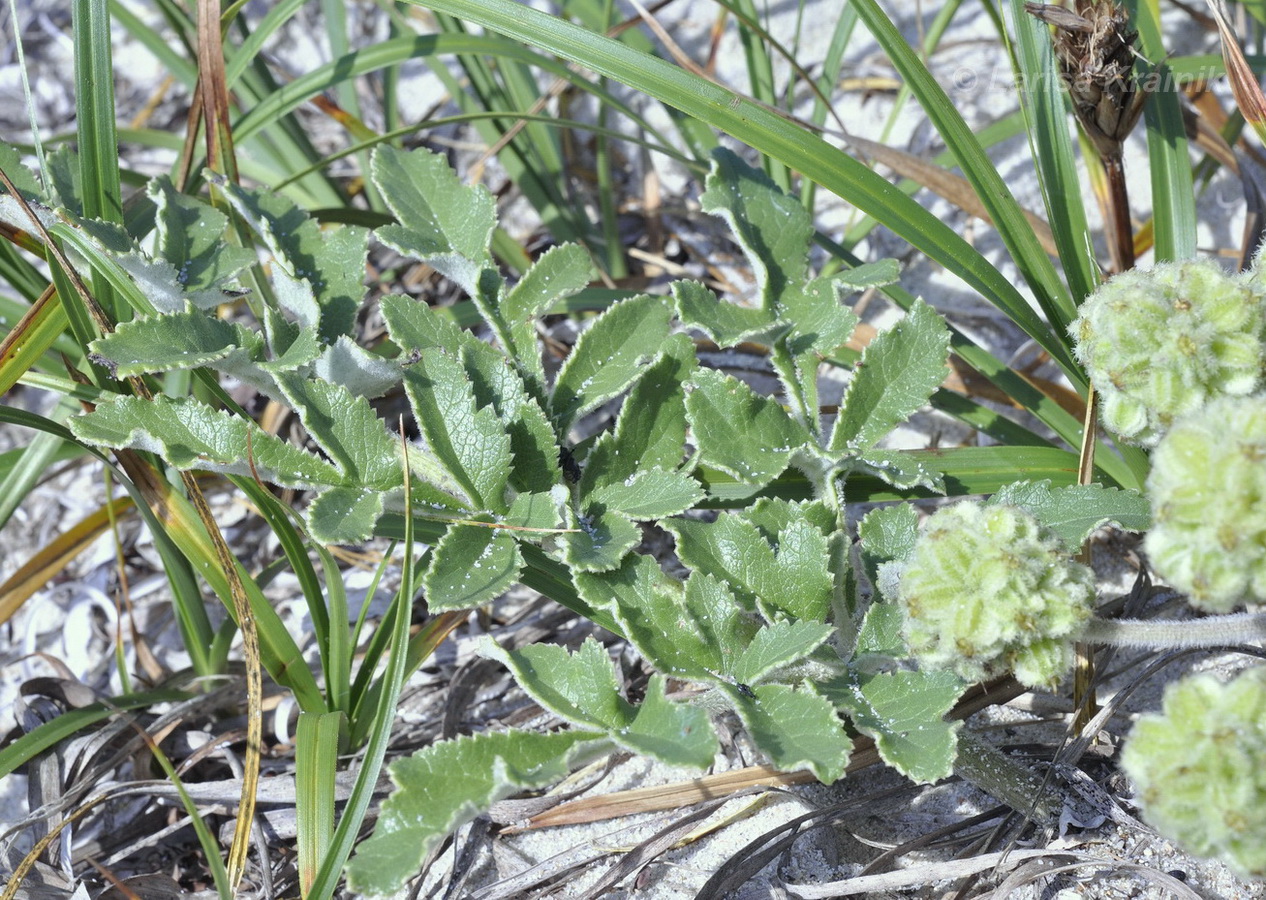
[1084,611,1266,649]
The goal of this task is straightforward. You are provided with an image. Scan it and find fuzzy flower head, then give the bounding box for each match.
[1145,394,1266,612]
[896,502,1096,688]
[1071,259,1266,447]
[1121,667,1266,879]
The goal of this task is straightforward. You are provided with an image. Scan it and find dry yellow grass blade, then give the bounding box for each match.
[1205,0,1266,142]
[511,742,882,832]
[841,132,1060,257]
[0,494,135,627]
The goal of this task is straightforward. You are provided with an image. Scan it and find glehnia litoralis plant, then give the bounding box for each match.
[6,0,1266,894]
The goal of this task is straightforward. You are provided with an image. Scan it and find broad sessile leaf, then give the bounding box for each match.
[665,500,832,622]
[685,368,809,488]
[402,350,513,512]
[551,293,673,434]
[990,480,1150,547]
[274,373,403,491]
[372,145,496,297]
[822,602,966,783]
[220,179,367,342]
[482,638,716,768]
[150,177,256,301]
[731,683,852,783]
[87,309,266,381]
[424,525,522,611]
[346,730,607,896]
[700,147,814,308]
[68,395,340,489]
[831,299,950,452]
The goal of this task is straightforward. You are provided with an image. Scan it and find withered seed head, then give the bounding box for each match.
[1025,0,1147,159]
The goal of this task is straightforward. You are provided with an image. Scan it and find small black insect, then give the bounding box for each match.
[559,445,582,483]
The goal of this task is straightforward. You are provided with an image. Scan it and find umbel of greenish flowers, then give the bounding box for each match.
[1144,394,1266,613]
[1122,666,1266,879]
[896,502,1096,688]
[1071,259,1266,447]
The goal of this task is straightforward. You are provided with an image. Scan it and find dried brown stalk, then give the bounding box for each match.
[1026,0,1146,272]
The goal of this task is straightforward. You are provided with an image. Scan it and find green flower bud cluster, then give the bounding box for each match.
[896,502,1095,688]
[1071,259,1266,447]
[1144,395,1266,612]
[1121,666,1266,879]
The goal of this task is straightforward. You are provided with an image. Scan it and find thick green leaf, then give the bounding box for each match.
[989,480,1151,547]
[312,336,400,398]
[858,503,919,563]
[550,293,672,433]
[589,468,704,520]
[502,242,593,323]
[779,274,860,359]
[220,178,368,341]
[482,637,623,728]
[150,177,255,298]
[87,310,265,379]
[346,730,604,896]
[482,638,717,767]
[821,600,965,782]
[559,508,640,572]
[580,560,755,681]
[855,450,946,494]
[372,145,496,295]
[502,488,566,530]
[665,514,776,613]
[732,683,851,783]
[502,242,592,380]
[71,217,220,313]
[585,333,696,488]
[730,620,834,686]
[665,510,831,621]
[275,373,403,490]
[673,279,780,348]
[831,668,963,784]
[68,395,341,488]
[401,351,512,511]
[616,675,716,767]
[423,525,522,610]
[306,487,386,545]
[743,498,835,541]
[765,515,834,621]
[0,141,43,197]
[686,368,808,488]
[701,147,813,308]
[831,299,949,452]
[381,294,561,493]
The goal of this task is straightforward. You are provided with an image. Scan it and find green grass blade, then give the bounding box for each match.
[108,0,196,84]
[850,0,1079,337]
[0,402,70,531]
[304,445,417,900]
[296,711,343,897]
[72,0,124,323]
[1130,0,1197,260]
[0,684,194,780]
[728,0,789,191]
[1006,0,1101,308]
